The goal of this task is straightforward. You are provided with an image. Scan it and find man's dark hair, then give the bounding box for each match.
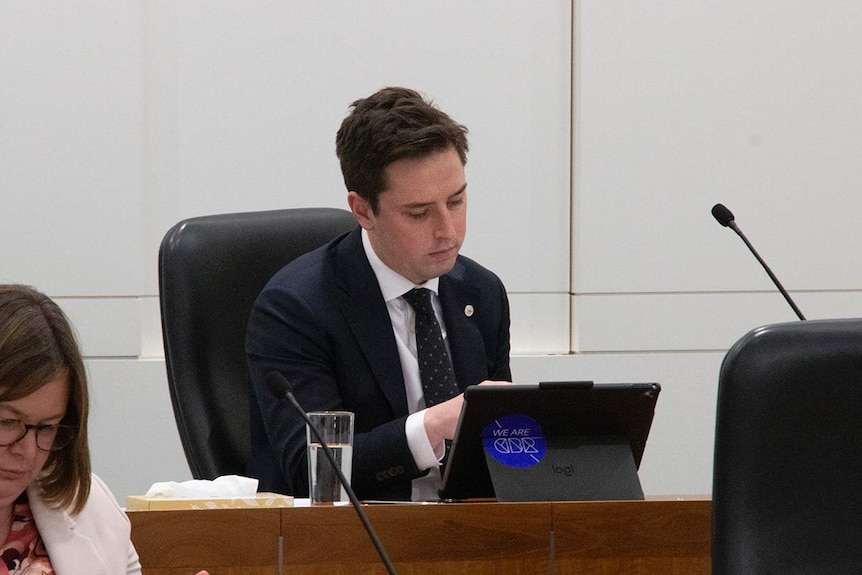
[335,87,469,213]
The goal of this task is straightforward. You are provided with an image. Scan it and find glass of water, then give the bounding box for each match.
[306,411,354,505]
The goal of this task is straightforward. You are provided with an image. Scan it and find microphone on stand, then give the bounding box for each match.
[266,371,400,575]
[711,203,806,321]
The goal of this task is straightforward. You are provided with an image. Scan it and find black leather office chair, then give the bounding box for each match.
[712,318,862,574]
[158,207,357,479]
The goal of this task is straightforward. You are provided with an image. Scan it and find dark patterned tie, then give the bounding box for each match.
[403,288,460,407]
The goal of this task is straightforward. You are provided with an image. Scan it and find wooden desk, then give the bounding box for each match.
[553,497,712,575]
[128,507,281,575]
[129,497,710,575]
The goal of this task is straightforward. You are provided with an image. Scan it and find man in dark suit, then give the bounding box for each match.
[246,87,511,501]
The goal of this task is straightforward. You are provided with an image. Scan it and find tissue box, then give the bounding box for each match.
[126,492,294,511]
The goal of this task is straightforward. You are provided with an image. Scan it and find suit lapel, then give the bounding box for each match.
[334,229,409,415]
[27,485,108,575]
[439,265,488,390]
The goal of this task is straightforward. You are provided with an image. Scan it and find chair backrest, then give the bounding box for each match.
[158,207,357,479]
[712,317,862,574]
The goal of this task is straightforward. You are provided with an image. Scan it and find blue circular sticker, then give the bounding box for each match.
[481,414,547,468]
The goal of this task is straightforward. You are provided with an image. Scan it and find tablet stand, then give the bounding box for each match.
[484,435,644,502]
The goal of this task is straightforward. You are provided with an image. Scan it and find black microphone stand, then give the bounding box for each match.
[725,221,806,321]
[711,203,806,321]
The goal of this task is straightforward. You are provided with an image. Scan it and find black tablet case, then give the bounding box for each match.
[438,382,661,502]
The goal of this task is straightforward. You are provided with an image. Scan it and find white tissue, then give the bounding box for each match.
[144,474,259,498]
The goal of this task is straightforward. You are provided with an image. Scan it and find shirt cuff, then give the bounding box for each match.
[406,410,445,470]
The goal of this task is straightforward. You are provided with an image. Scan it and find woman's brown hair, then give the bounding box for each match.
[0,284,91,514]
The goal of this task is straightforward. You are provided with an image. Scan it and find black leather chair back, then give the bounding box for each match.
[712,318,862,574]
[158,207,357,479]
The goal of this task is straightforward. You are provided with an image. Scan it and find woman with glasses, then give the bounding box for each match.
[0,284,213,575]
[0,283,141,573]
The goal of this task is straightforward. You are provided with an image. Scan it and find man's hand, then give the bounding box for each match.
[423,380,511,448]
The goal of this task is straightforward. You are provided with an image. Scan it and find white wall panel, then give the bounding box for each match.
[87,359,191,503]
[139,295,164,358]
[574,0,862,295]
[508,292,570,354]
[58,297,142,357]
[574,291,862,353]
[143,1,572,296]
[0,2,146,296]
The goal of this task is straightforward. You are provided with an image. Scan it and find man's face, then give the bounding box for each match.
[349,147,467,285]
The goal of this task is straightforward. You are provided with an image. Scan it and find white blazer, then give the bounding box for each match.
[27,473,141,575]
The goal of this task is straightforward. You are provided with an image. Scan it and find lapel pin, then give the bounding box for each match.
[464,305,474,317]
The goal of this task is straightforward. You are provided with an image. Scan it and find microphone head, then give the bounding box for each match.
[711,203,735,227]
[265,371,293,397]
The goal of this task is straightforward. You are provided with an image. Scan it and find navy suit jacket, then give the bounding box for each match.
[246,226,511,500]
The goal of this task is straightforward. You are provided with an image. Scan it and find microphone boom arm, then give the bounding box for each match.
[282,390,400,575]
[726,220,807,321]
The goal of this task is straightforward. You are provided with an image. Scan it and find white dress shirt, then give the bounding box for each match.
[361,229,450,501]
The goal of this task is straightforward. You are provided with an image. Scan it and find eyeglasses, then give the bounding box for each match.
[0,418,77,452]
